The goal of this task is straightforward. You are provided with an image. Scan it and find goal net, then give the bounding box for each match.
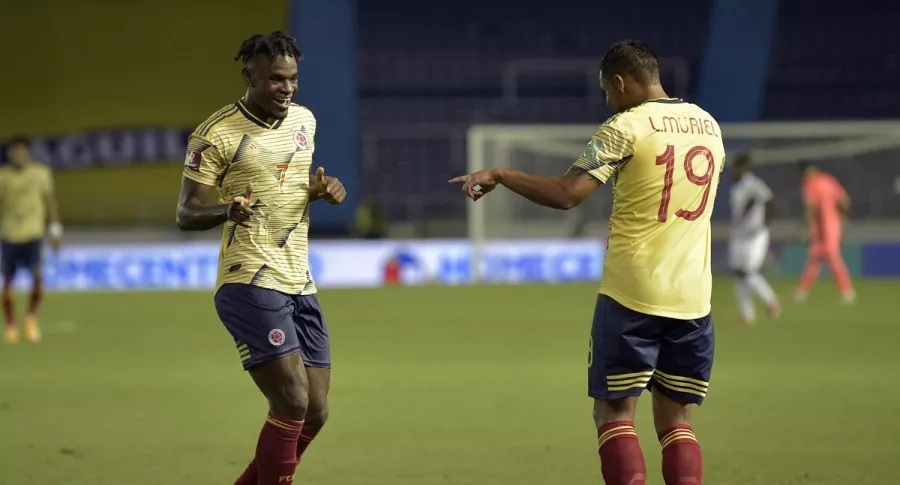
[465,120,900,280]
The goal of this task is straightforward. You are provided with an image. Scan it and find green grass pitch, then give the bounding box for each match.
[1,278,899,484]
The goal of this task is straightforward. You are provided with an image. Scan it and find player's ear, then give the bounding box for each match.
[613,74,626,93]
[241,67,253,88]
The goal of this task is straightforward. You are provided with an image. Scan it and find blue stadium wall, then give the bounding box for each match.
[290,0,359,233]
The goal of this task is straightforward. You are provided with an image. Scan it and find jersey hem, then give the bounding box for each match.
[599,287,710,320]
[215,280,317,297]
[1,235,45,244]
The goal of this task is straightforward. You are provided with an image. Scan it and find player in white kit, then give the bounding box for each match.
[729,154,780,324]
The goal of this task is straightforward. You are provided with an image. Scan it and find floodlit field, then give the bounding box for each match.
[1,279,899,484]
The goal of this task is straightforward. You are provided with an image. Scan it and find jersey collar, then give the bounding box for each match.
[646,98,686,105]
[236,100,285,130]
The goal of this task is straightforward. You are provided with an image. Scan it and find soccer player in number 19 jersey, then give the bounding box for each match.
[451,41,726,485]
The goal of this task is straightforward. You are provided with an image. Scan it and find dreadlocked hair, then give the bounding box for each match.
[234,31,303,65]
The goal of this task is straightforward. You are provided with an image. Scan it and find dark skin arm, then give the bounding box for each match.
[798,202,816,242]
[308,175,322,202]
[839,194,851,218]
[804,203,816,229]
[177,165,346,231]
[44,193,60,227]
[449,167,602,209]
[176,178,254,231]
[765,199,776,222]
[44,191,62,251]
[308,167,347,205]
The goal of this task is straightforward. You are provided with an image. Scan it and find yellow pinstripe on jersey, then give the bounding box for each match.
[183,101,318,295]
[0,162,54,243]
[572,98,726,320]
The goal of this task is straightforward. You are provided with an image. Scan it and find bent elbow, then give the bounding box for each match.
[555,182,590,210]
[175,208,191,231]
[558,200,577,210]
[557,195,583,210]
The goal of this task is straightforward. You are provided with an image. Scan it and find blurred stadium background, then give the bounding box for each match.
[1,0,899,483]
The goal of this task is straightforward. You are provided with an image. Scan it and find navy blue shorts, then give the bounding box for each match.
[1,239,43,279]
[588,294,714,405]
[214,283,331,371]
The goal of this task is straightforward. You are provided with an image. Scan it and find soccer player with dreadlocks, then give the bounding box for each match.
[176,31,346,485]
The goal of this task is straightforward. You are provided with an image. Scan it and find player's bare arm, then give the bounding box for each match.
[801,202,817,241]
[765,198,776,223]
[804,203,816,227]
[308,167,346,205]
[176,177,254,231]
[44,190,62,251]
[839,194,851,217]
[449,167,601,209]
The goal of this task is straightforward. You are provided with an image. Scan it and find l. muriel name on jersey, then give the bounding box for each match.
[648,116,719,137]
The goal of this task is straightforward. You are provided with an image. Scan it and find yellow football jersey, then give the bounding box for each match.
[0,162,54,243]
[572,98,726,319]
[183,100,318,295]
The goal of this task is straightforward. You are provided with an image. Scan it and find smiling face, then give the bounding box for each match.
[243,53,299,121]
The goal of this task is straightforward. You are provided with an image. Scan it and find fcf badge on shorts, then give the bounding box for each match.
[268,328,286,347]
[293,127,310,151]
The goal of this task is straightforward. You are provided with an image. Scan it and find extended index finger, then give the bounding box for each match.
[448,175,469,184]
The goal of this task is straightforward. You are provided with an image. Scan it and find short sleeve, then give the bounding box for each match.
[570,119,635,184]
[182,133,226,186]
[829,176,847,200]
[42,167,54,194]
